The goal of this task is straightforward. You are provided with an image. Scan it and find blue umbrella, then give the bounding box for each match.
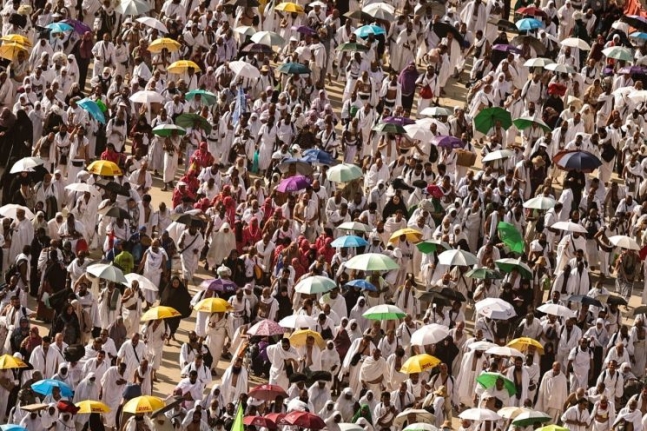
[45,22,74,33]
[515,18,543,31]
[302,149,335,165]
[355,25,385,38]
[1,425,28,431]
[77,98,106,124]
[344,279,377,292]
[32,379,74,397]
[331,235,369,248]
[630,31,647,40]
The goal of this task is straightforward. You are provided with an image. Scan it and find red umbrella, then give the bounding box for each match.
[249,384,288,401]
[248,319,285,337]
[283,411,326,429]
[516,6,546,16]
[548,83,567,96]
[245,416,277,429]
[265,413,287,425]
[426,184,444,199]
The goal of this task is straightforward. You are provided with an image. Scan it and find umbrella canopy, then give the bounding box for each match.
[432,21,464,44]
[337,41,369,52]
[123,396,165,414]
[87,160,122,176]
[363,2,395,19]
[373,122,407,134]
[10,156,44,174]
[175,113,212,133]
[507,337,544,353]
[327,163,363,183]
[338,221,371,232]
[536,426,569,431]
[152,124,186,137]
[0,34,31,46]
[474,107,512,134]
[277,62,310,74]
[602,46,633,61]
[168,60,202,74]
[475,298,517,320]
[512,116,551,132]
[355,24,386,37]
[283,411,326,429]
[274,2,304,12]
[0,204,34,219]
[124,273,158,292]
[199,278,237,294]
[382,116,416,126]
[497,222,525,254]
[544,63,576,74]
[32,379,73,397]
[419,107,453,117]
[193,298,232,313]
[0,42,27,61]
[148,37,181,53]
[105,207,131,220]
[512,411,552,428]
[400,354,441,373]
[516,6,546,15]
[550,221,588,234]
[115,0,150,14]
[410,324,450,346]
[569,295,603,307]
[437,249,478,266]
[459,408,502,421]
[477,372,516,395]
[136,16,168,32]
[277,159,313,175]
[331,235,369,248]
[493,44,522,54]
[301,148,336,165]
[289,329,325,349]
[363,304,406,320]
[344,279,378,291]
[339,424,365,431]
[523,57,554,67]
[77,98,106,124]
[292,25,316,34]
[345,253,399,271]
[248,319,285,337]
[416,240,450,254]
[482,149,514,162]
[495,258,533,279]
[249,384,288,401]
[523,196,556,210]
[432,135,465,149]
[242,43,273,54]
[0,354,27,369]
[278,314,317,329]
[609,235,640,250]
[515,17,543,30]
[403,424,438,431]
[45,22,73,32]
[394,410,435,427]
[251,31,285,47]
[87,263,127,284]
[276,175,310,193]
[140,306,181,321]
[389,228,423,243]
[485,346,524,358]
[234,25,256,36]
[130,90,165,104]
[294,275,336,294]
[537,303,575,318]
[0,425,27,431]
[466,267,504,279]
[511,35,546,55]
[245,416,277,429]
[75,400,111,414]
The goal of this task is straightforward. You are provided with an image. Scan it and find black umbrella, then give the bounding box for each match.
[432,22,464,45]
[511,35,546,55]
[310,371,333,382]
[105,207,132,219]
[622,15,647,32]
[417,290,451,306]
[289,373,307,383]
[172,212,208,225]
[344,10,372,21]
[151,397,185,419]
[489,18,520,34]
[438,287,467,302]
[96,180,129,196]
[606,295,628,306]
[242,43,273,54]
[568,295,602,308]
[412,179,428,189]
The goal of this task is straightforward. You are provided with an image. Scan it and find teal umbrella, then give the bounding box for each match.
[152,124,186,137]
[476,372,516,395]
[77,98,105,124]
[277,62,311,74]
[497,222,524,254]
[474,107,512,134]
[186,89,218,105]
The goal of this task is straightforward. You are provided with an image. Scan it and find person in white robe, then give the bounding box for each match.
[359,349,389,395]
[9,212,33,264]
[296,335,323,373]
[30,336,62,379]
[267,338,300,390]
[138,239,168,305]
[175,371,203,410]
[98,283,122,330]
[614,399,643,431]
[590,396,615,431]
[455,348,486,407]
[308,381,332,415]
[116,333,147,384]
[561,398,591,431]
[505,357,530,407]
[142,319,168,381]
[121,281,144,336]
[459,0,487,35]
[100,363,129,429]
[220,357,248,405]
[207,222,236,270]
[536,362,569,422]
[73,373,99,427]
[178,225,205,285]
[205,312,228,375]
[82,351,110,388]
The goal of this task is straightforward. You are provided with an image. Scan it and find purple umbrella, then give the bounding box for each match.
[276,175,310,193]
[493,44,522,54]
[200,278,238,293]
[618,66,647,75]
[432,135,465,149]
[241,43,273,54]
[63,19,91,34]
[292,25,316,35]
[382,116,415,126]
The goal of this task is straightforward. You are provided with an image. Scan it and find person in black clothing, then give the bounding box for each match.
[29,228,50,297]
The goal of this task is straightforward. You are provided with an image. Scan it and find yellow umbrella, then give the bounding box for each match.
[193,297,232,313]
[274,2,304,12]
[0,354,27,370]
[0,34,32,47]
[75,400,111,414]
[167,60,202,74]
[289,329,325,349]
[400,354,441,374]
[140,306,181,322]
[122,396,165,414]
[148,38,181,53]
[86,160,122,176]
[389,228,423,244]
[0,42,27,61]
[507,337,544,354]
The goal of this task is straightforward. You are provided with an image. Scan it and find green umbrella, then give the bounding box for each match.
[362,304,406,320]
[372,122,407,134]
[277,62,311,74]
[337,42,369,52]
[416,240,450,254]
[466,268,503,280]
[602,46,633,62]
[476,372,516,396]
[175,113,212,134]
[495,258,533,279]
[345,253,399,271]
[152,124,186,137]
[185,89,218,105]
[511,411,552,428]
[474,107,512,134]
[512,116,551,132]
[497,222,524,254]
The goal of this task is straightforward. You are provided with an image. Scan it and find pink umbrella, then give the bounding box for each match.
[248,319,285,337]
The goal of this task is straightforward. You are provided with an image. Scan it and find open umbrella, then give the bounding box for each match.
[477,372,516,395]
[115,0,150,14]
[523,196,556,210]
[466,267,504,279]
[331,235,369,248]
[294,275,336,294]
[241,43,273,54]
[0,354,27,369]
[77,98,106,124]
[493,44,522,54]
[432,135,465,149]
[251,31,285,47]
[345,253,399,271]
[278,314,317,329]
[607,295,629,306]
[123,396,165,414]
[327,163,363,183]
[609,235,640,250]
[104,207,131,220]
[511,35,546,55]
[140,306,181,321]
[0,34,31,46]
[200,278,237,294]
[339,424,364,431]
[274,2,304,12]
[136,16,168,33]
[276,175,310,193]
[148,38,181,53]
[474,107,512,134]
[75,400,111,414]
[482,149,514,162]
[45,22,73,33]
[87,263,127,284]
[475,298,516,320]
[554,150,602,172]
[10,156,44,174]
[512,411,552,428]
[289,329,325,349]
[277,62,310,74]
[124,273,158,293]
[175,113,212,133]
[410,324,450,346]
[523,57,554,67]
[602,46,634,62]
[382,116,416,126]
[193,298,232,313]
[497,222,525,254]
[363,2,395,19]
[403,424,438,431]
[1,425,26,431]
[283,411,326,429]
[363,304,406,320]
[338,221,371,232]
[507,337,544,353]
[516,6,546,16]
[437,249,478,266]
[432,21,464,44]
[400,354,440,373]
[355,25,386,37]
[560,37,591,50]
[485,346,524,358]
[489,18,520,33]
[545,63,576,74]
[0,42,27,61]
[373,122,407,134]
[234,25,256,36]
[459,408,502,421]
[152,124,186,137]
[292,25,316,35]
[568,295,602,307]
[130,90,165,105]
[248,319,285,337]
[87,160,121,176]
[245,416,277,429]
[495,258,533,279]
[394,410,435,427]
[250,384,288,401]
[512,116,551,132]
[301,148,335,165]
[419,107,453,117]
[537,303,575,318]
[337,42,370,52]
[516,17,543,30]
[389,228,423,243]
[168,60,202,74]
[32,379,73,397]
[344,279,377,291]
[0,204,34,219]
[416,240,450,254]
[95,180,129,196]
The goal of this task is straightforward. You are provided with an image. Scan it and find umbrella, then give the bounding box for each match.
[512,116,551,132]
[0,354,27,369]
[45,22,73,33]
[86,160,121,176]
[175,113,212,133]
[152,124,186,137]
[200,278,237,294]
[301,148,335,165]
[497,222,525,254]
[0,34,31,46]
[435,287,467,302]
[466,268,504,279]
[344,279,377,292]
[167,60,202,74]
[327,163,363,183]
[148,38,181,53]
[553,150,602,172]
[87,263,127,284]
[245,416,277,429]
[249,384,288,401]
[474,107,512,134]
[511,35,546,55]
[75,400,111,414]
[495,258,533,279]
[482,149,515,163]
[275,2,304,12]
[355,24,385,38]
[124,273,158,293]
[105,207,131,220]
[373,122,407,134]
[493,44,522,54]
[403,424,438,431]
[477,372,516,395]
[475,298,517,320]
[337,42,370,52]
[550,221,588,234]
[363,304,406,320]
[635,306,647,316]
[410,324,450,346]
[426,185,445,199]
[618,66,647,75]
[417,290,452,307]
[516,18,543,31]
[123,396,165,414]
[469,341,499,351]
[363,2,395,20]
[115,0,150,14]
[485,346,524,358]
[0,42,27,60]
[277,158,314,175]
[77,98,106,124]
[339,424,364,431]
[289,329,325,349]
[537,303,576,318]
[405,124,432,141]
[172,212,208,226]
[32,379,73,397]
[498,407,527,419]
[507,337,545,353]
[516,6,546,16]
[331,235,369,248]
[432,21,464,44]
[0,426,27,431]
[459,408,502,421]
[252,31,285,47]
[523,57,554,67]
[432,135,465,149]
[292,25,316,35]
[344,10,372,20]
[234,25,256,36]
[416,240,450,254]
[248,319,285,337]
[345,253,399,271]
[193,298,232,313]
[279,314,317,329]
[0,204,34,219]
[276,175,310,193]
[568,295,603,307]
[140,306,181,322]
[338,221,371,232]
[512,411,552,428]
[95,181,128,196]
[609,235,641,250]
[419,107,453,117]
[382,116,416,126]
[394,410,435,427]
[389,228,423,243]
[536,426,569,431]
[294,275,336,294]
[437,249,478,266]
[602,46,634,62]
[489,18,520,33]
[622,14,647,31]
[241,43,273,54]
[283,411,326,429]
[523,196,556,210]
[130,90,165,104]
[631,31,647,40]
[136,16,168,33]
[544,63,576,74]
[10,156,44,174]
[607,295,629,306]
[400,354,441,373]
[277,62,310,74]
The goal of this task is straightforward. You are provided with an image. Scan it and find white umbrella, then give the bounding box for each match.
[550,221,588,234]
[10,157,44,173]
[234,26,256,37]
[403,424,438,431]
[544,63,576,74]
[339,424,364,431]
[130,90,164,104]
[498,407,527,419]
[410,324,451,346]
[561,37,591,50]
[294,275,337,294]
[394,410,435,427]
[416,117,450,135]
[537,303,576,318]
[338,221,371,232]
[419,107,453,117]
[482,149,514,162]
[609,235,640,251]
[468,341,498,351]
[475,298,516,320]
[87,263,128,284]
[363,2,395,20]
[437,249,478,266]
[629,90,647,103]
[251,31,285,47]
[124,273,159,292]
[136,17,168,33]
[612,21,630,34]
[511,410,552,426]
[523,196,555,210]
[459,408,502,421]
[523,57,554,67]
[404,124,433,141]
[115,0,150,15]
[279,314,317,329]
[228,61,261,79]
[485,346,525,358]
[0,204,34,219]
[64,183,101,197]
